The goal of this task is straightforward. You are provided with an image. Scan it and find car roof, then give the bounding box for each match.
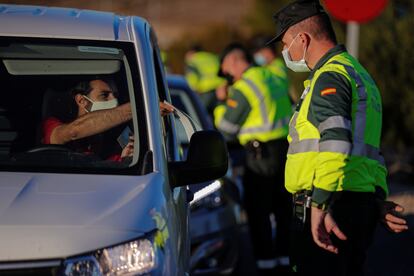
[0,4,146,42]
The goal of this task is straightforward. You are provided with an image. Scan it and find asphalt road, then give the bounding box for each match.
[365,177,414,276]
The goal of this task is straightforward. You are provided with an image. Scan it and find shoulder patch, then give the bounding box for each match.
[226,98,238,108]
[320,87,337,96]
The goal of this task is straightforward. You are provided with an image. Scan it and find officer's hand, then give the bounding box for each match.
[311,206,347,254]
[379,200,408,233]
[215,84,228,101]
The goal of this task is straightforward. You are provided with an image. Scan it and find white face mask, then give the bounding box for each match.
[254,53,267,66]
[83,95,118,112]
[282,34,310,72]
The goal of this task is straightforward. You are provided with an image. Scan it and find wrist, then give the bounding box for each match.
[311,187,332,211]
[311,201,329,211]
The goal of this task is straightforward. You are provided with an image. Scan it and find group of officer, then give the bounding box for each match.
[183,1,408,275]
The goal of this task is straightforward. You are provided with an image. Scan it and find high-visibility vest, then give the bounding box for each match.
[185,52,225,93]
[267,58,288,81]
[225,66,292,145]
[285,52,388,195]
[267,58,289,94]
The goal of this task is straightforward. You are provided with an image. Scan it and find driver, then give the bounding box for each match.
[42,78,173,161]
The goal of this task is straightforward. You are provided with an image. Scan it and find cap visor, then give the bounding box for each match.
[265,35,280,46]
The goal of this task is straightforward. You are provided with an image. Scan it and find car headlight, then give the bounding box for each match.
[190,180,226,210]
[63,238,156,276]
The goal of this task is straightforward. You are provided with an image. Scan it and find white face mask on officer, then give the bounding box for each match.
[83,95,118,112]
[282,33,310,73]
[254,53,267,66]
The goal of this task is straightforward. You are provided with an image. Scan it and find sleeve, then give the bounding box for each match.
[42,117,62,144]
[308,71,353,205]
[107,154,122,162]
[214,88,251,141]
[375,160,389,199]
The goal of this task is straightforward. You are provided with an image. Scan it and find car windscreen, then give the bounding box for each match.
[0,38,148,175]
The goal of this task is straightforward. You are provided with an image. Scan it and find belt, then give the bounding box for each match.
[293,189,312,206]
[292,190,312,224]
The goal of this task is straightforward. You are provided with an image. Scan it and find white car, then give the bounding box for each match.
[0,4,227,275]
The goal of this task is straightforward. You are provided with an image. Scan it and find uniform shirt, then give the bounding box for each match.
[216,85,251,141]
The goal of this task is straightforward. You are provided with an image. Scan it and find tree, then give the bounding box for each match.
[359,0,414,150]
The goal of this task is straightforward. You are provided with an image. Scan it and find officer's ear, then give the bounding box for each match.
[298,32,311,48]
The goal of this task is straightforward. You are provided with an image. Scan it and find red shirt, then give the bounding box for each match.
[42,117,122,161]
[42,117,62,144]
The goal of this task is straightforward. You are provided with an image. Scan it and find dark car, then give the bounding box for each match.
[167,75,256,276]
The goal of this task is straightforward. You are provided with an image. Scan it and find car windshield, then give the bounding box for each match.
[0,38,148,174]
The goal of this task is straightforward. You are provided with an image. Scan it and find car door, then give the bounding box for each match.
[149,30,191,274]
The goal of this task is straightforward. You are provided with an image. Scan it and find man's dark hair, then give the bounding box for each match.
[218,42,254,77]
[71,77,117,97]
[71,80,94,97]
[292,13,337,44]
[220,42,253,64]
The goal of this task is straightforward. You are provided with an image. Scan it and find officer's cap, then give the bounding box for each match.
[267,0,326,45]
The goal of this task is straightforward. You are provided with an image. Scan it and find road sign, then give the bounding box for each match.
[323,0,389,23]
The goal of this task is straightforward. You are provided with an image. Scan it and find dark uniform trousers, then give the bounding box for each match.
[243,138,292,261]
[290,191,379,276]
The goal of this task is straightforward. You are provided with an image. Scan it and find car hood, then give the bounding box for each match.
[0,171,167,261]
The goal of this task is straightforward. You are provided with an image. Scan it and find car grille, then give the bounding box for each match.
[0,260,61,276]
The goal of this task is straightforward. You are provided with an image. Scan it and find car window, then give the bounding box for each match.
[170,88,202,128]
[0,38,148,175]
[170,88,204,148]
[168,103,202,162]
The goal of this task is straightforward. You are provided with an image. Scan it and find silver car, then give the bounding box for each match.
[0,4,227,275]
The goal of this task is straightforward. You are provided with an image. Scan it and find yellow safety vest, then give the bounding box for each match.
[285,52,388,196]
[216,67,292,145]
[185,52,225,93]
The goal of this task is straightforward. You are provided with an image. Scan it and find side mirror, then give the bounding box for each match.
[169,130,228,187]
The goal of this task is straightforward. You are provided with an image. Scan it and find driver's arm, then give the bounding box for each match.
[49,103,132,144]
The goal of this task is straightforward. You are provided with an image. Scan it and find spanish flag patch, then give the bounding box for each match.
[321,87,337,96]
[226,99,238,108]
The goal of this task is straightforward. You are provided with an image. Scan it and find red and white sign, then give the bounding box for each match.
[323,0,389,23]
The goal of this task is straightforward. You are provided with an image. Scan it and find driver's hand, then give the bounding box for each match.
[121,136,134,158]
[160,102,174,116]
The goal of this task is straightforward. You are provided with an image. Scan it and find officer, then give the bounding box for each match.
[268,0,408,275]
[185,45,225,117]
[214,42,293,274]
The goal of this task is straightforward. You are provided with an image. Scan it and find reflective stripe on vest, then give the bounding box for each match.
[318,115,351,133]
[288,138,385,166]
[330,61,367,146]
[287,60,385,165]
[239,77,290,135]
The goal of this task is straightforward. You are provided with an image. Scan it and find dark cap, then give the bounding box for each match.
[267,0,326,45]
[218,42,252,77]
